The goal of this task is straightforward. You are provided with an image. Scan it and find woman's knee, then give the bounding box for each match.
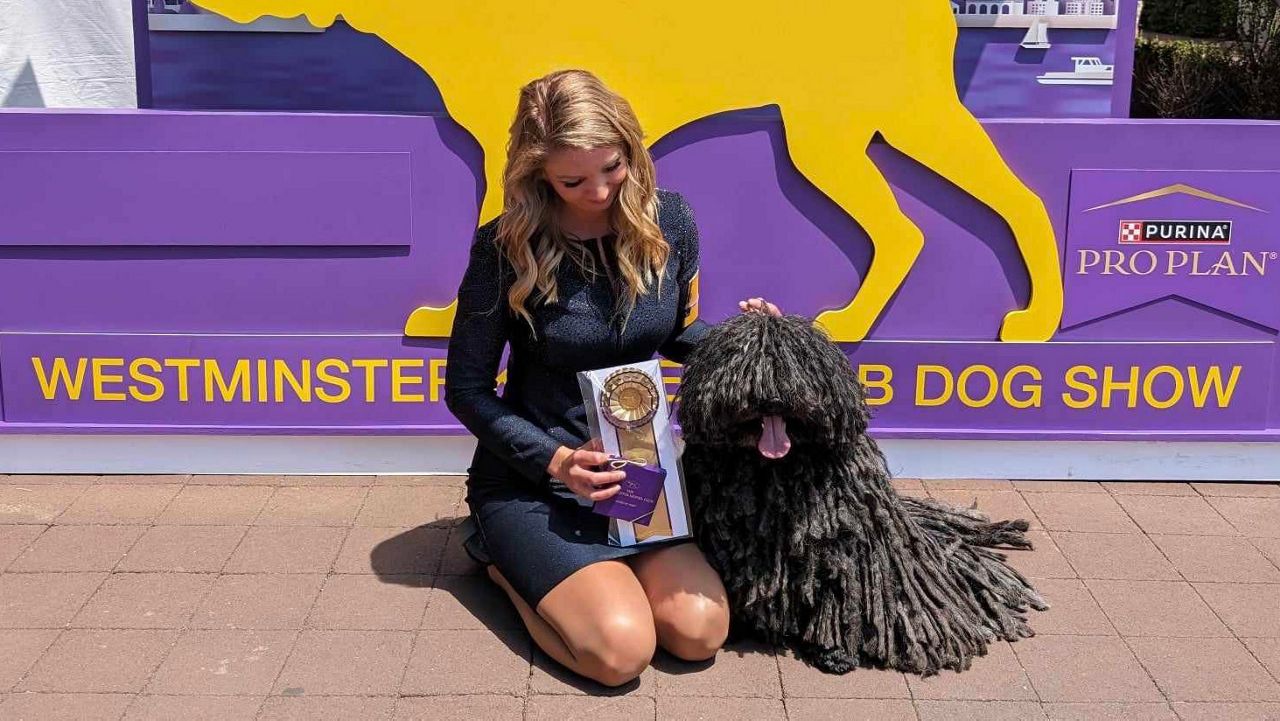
[654,593,730,662]
[576,612,657,686]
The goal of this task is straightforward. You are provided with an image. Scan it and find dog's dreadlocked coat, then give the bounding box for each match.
[677,313,1046,676]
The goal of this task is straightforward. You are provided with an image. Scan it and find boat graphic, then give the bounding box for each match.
[1036,56,1114,85]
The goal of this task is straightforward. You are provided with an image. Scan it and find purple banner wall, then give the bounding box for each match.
[1,110,1279,441]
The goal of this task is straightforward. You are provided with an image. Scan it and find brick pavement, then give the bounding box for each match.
[2,474,1280,720]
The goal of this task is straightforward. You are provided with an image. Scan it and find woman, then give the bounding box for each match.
[445,68,779,687]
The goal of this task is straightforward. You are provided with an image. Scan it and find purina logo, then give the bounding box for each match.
[1118,220,1232,245]
[1075,183,1272,278]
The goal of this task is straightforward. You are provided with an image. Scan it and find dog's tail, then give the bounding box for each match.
[899,495,1034,551]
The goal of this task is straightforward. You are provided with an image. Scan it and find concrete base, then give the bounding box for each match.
[1,435,1277,481]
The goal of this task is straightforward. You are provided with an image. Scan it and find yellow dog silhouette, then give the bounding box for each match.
[195,0,1063,342]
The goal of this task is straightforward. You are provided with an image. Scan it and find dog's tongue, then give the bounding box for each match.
[759,415,791,459]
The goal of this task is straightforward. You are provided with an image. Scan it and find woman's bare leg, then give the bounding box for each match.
[629,543,730,661]
[488,561,657,686]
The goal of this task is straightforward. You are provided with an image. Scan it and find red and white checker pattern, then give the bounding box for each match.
[1118,221,1144,243]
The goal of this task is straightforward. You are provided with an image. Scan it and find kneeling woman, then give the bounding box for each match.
[445,69,777,686]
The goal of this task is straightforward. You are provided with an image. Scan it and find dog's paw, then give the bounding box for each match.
[801,646,858,675]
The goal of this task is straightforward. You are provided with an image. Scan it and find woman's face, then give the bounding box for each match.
[542,145,628,218]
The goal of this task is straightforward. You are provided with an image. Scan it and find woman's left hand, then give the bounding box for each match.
[738,297,782,317]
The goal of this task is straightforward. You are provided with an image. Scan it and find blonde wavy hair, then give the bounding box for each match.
[496,69,668,333]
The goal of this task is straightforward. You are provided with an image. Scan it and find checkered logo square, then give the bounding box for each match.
[1118,221,1144,243]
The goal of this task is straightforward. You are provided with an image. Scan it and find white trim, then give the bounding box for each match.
[148,14,324,33]
[0,435,1277,481]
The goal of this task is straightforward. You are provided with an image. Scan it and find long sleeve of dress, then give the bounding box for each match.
[445,229,564,485]
[659,194,712,364]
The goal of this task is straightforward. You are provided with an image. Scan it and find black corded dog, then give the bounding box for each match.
[677,313,1046,675]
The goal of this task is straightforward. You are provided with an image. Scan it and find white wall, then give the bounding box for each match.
[0,0,137,108]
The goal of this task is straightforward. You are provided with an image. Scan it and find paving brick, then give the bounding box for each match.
[907,641,1036,701]
[332,526,448,575]
[1150,534,1280,583]
[915,700,1046,720]
[438,525,485,576]
[1129,637,1280,702]
[1253,537,1280,570]
[1242,638,1280,680]
[0,526,44,570]
[0,474,101,485]
[401,628,530,696]
[274,629,414,696]
[0,485,87,524]
[527,694,655,720]
[223,526,346,574]
[1052,532,1178,580]
[156,486,273,525]
[0,572,108,628]
[0,629,60,691]
[1084,580,1228,637]
[56,485,179,525]
[117,526,246,573]
[254,486,367,527]
[655,641,780,697]
[7,525,145,572]
[374,474,466,487]
[529,647,655,696]
[1013,635,1161,703]
[259,696,396,720]
[776,649,909,698]
[355,487,464,527]
[1005,531,1077,579]
[147,629,295,695]
[1206,497,1280,538]
[1014,481,1106,494]
[785,698,916,721]
[922,479,1015,492]
[306,574,430,630]
[1192,482,1280,498]
[1195,583,1280,637]
[192,574,325,630]
[1043,702,1176,720]
[658,696,786,720]
[1026,578,1114,635]
[1114,495,1237,536]
[273,475,374,487]
[393,695,519,720]
[1102,481,1196,496]
[0,692,134,720]
[927,490,1039,529]
[18,629,176,693]
[187,475,283,486]
[97,475,190,486]
[71,573,214,629]
[421,574,522,630]
[1023,493,1139,534]
[890,478,926,492]
[123,695,264,721]
[1170,702,1280,720]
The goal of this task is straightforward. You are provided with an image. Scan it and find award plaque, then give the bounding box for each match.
[577,359,692,546]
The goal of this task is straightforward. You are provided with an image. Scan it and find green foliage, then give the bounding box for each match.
[1140,0,1239,40]
[1132,1,1280,118]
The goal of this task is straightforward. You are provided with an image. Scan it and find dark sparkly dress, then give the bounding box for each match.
[445,189,710,607]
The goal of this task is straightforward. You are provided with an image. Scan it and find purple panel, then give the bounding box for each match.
[1,334,456,428]
[845,341,1272,431]
[1062,169,1280,331]
[0,150,411,247]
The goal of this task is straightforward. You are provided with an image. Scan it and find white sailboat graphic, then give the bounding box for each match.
[1020,18,1050,49]
[1036,56,1114,85]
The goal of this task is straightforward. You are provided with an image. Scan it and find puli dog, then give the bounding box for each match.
[677,313,1046,675]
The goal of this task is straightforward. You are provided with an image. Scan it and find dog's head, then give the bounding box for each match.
[676,313,870,459]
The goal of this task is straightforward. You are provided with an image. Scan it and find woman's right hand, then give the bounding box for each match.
[547,438,625,502]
